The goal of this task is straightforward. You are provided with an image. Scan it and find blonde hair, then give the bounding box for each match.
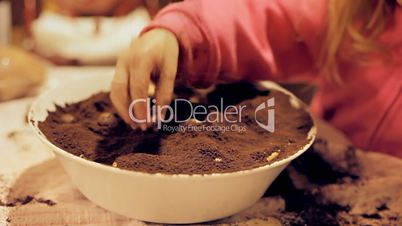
[320,0,394,83]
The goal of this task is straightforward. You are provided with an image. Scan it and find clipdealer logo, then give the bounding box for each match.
[255,97,275,132]
[128,97,275,133]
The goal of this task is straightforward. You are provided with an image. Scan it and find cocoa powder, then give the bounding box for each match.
[38,83,313,174]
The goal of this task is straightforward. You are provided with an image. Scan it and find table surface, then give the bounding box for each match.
[0,66,115,222]
[0,66,115,175]
[1,66,401,226]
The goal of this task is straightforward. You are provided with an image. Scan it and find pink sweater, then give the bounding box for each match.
[143,0,402,157]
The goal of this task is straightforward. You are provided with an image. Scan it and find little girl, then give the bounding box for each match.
[110,0,402,157]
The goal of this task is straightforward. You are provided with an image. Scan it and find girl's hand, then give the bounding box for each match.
[110,29,179,130]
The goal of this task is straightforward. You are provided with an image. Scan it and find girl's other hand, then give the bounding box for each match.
[110,29,179,130]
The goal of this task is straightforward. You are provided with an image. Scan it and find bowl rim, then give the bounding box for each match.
[28,79,316,179]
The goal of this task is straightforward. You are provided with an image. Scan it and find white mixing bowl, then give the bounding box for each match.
[28,73,316,224]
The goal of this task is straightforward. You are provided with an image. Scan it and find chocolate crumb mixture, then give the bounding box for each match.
[38,83,313,174]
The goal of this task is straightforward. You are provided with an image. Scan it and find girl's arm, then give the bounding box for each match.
[143,0,328,86]
[110,0,328,128]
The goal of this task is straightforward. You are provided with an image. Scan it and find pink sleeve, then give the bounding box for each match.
[142,0,327,87]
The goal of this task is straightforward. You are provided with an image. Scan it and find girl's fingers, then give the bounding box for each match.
[154,71,175,122]
[110,29,179,130]
[154,48,179,122]
[110,58,133,127]
[128,56,153,131]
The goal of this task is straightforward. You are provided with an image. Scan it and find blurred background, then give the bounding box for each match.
[0,0,179,102]
[1,0,182,64]
[0,0,184,179]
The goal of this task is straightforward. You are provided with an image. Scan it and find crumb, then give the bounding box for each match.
[267,152,279,162]
[97,112,118,127]
[60,113,75,123]
[36,198,56,206]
